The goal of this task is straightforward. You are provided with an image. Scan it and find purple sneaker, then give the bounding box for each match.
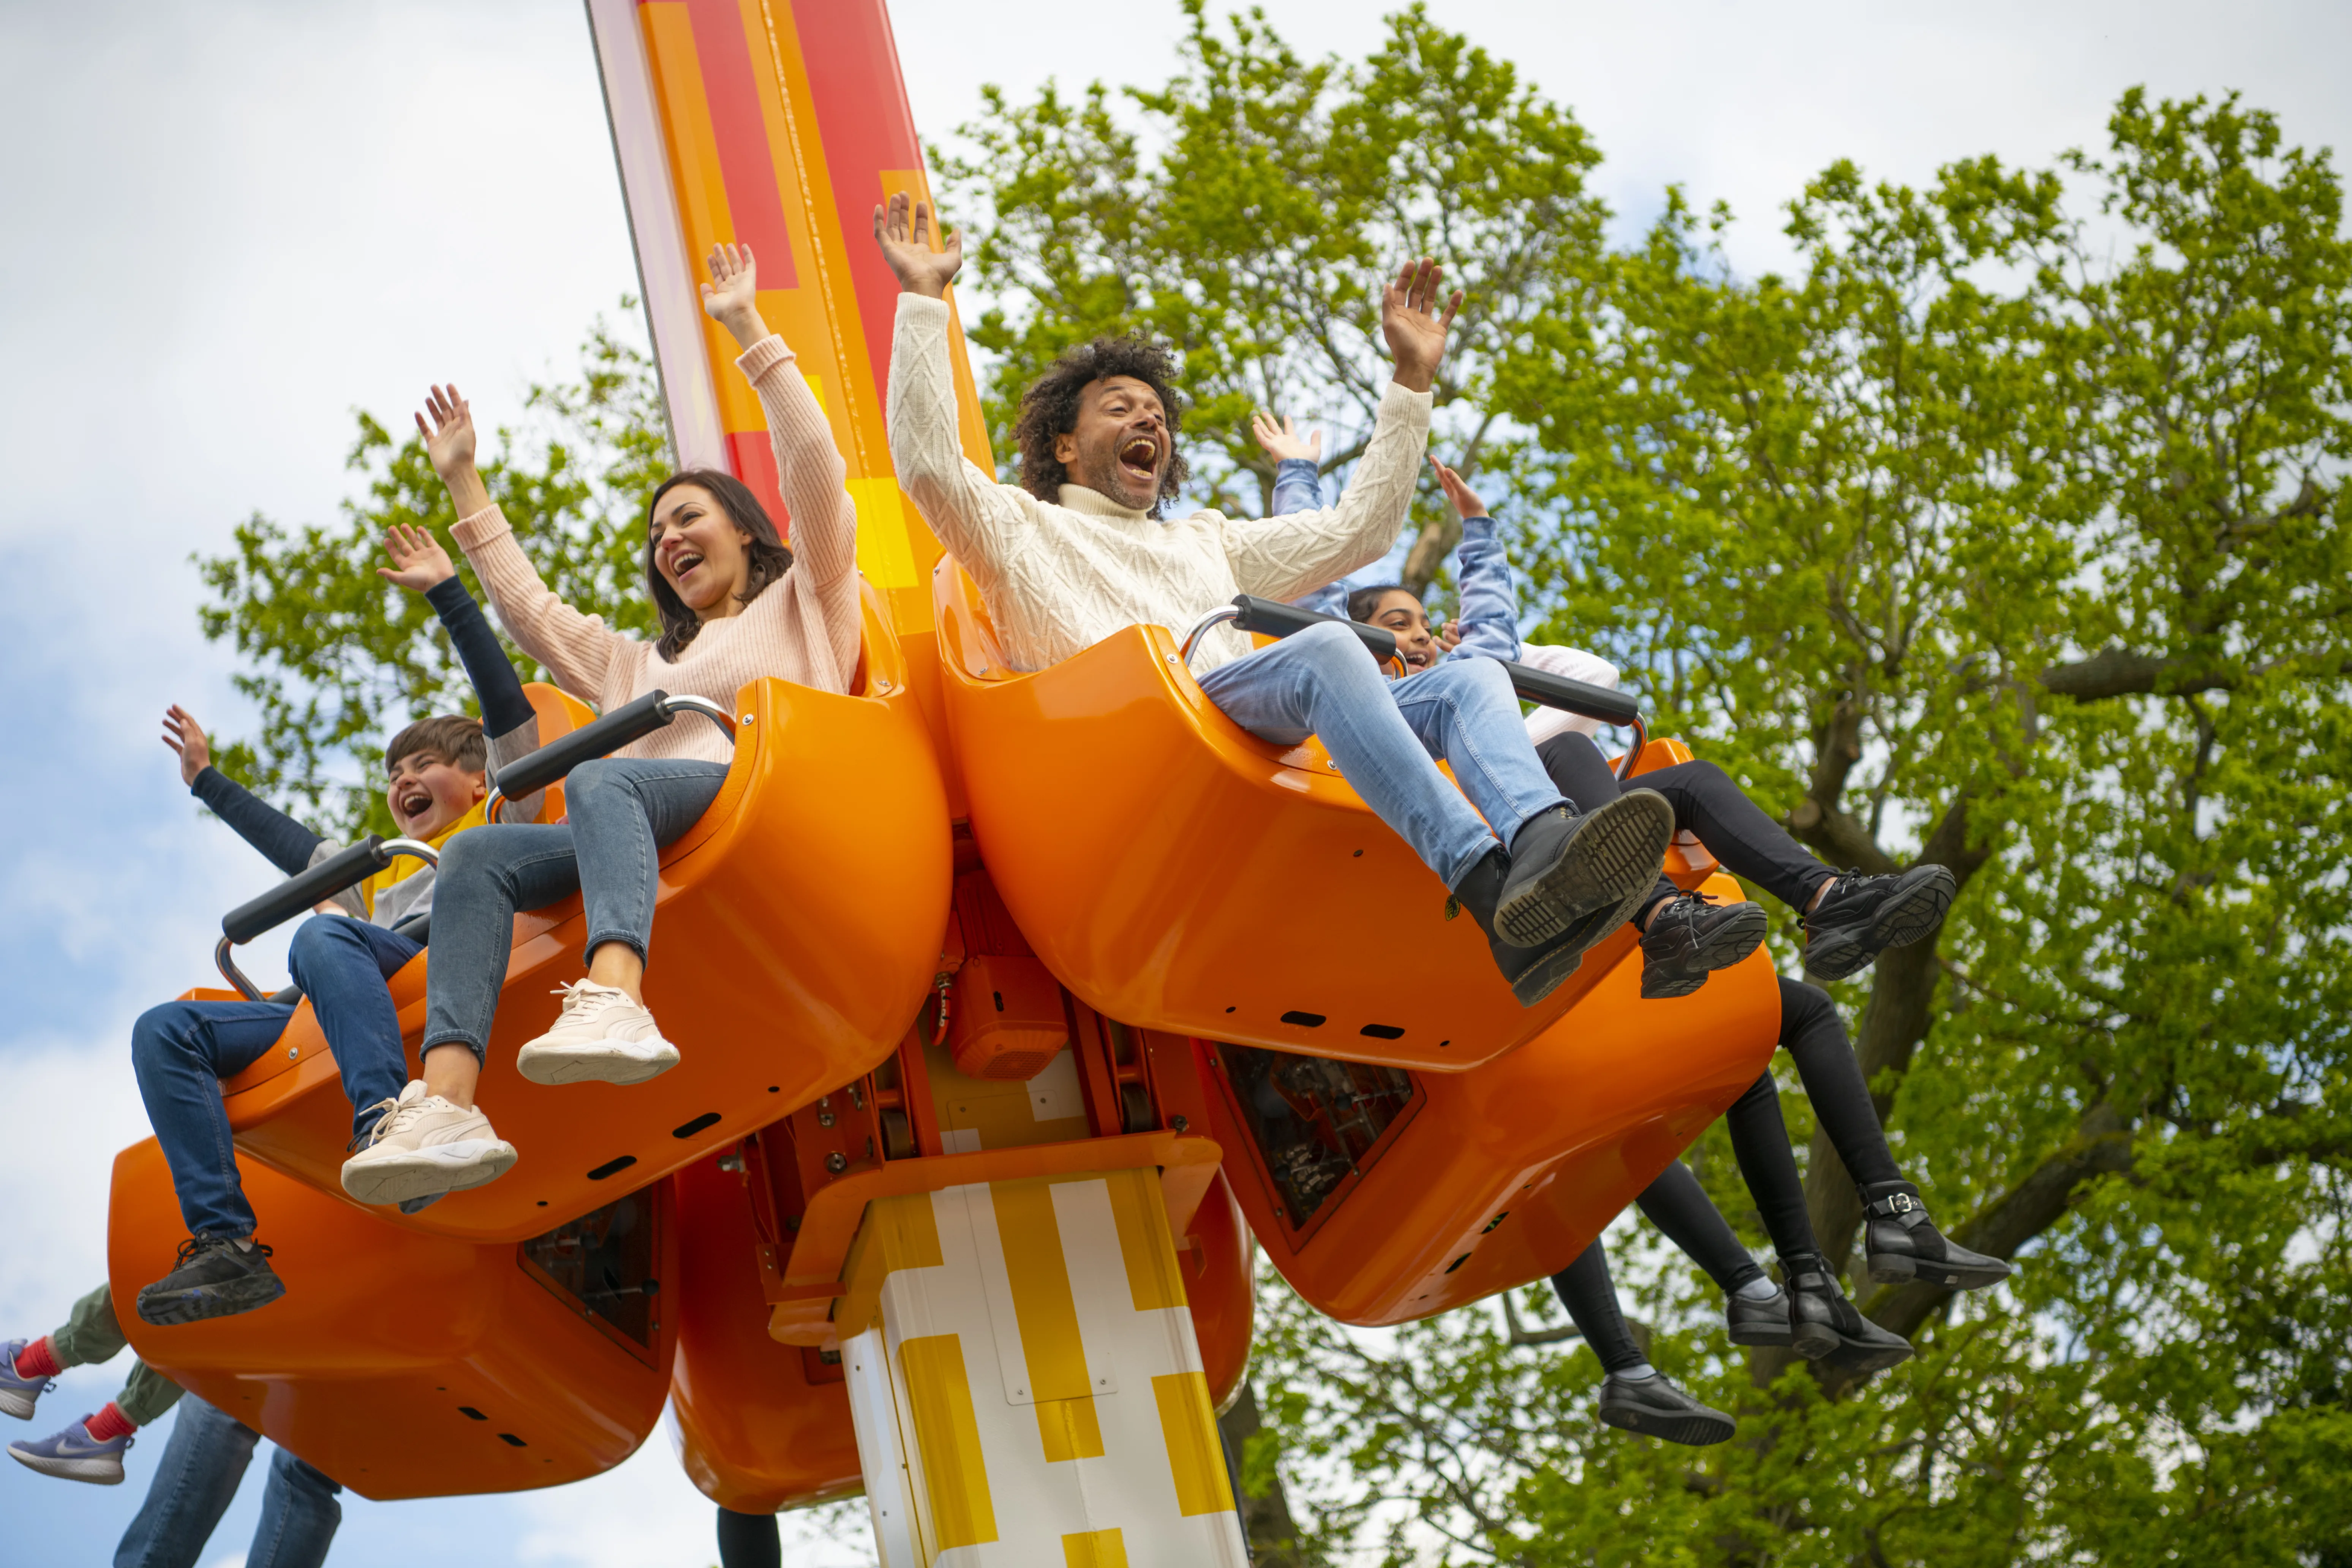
[8,1417,132,1484]
[0,1340,52,1421]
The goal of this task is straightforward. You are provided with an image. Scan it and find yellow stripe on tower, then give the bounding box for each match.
[1152,1371,1235,1518]
[1035,1395,1105,1464]
[1062,1528,1130,1567]
[1100,1168,1189,1312]
[989,1179,1096,1404]
[899,1333,996,1550]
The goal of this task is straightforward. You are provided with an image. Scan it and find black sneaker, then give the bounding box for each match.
[1724,1282,1793,1347]
[1860,1182,2012,1289]
[1800,865,1957,981]
[134,1238,286,1327]
[1781,1252,1911,1372]
[1640,892,1769,999]
[1596,1372,1735,1446]
[1493,792,1676,949]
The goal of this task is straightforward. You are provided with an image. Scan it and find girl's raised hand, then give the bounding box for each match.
[162,704,212,787]
[700,242,763,345]
[378,523,457,593]
[1250,411,1323,465]
[415,385,477,484]
[1430,458,1489,522]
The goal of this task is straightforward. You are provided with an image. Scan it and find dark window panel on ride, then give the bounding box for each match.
[1220,1046,1416,1226]
[520,1195,661,1354]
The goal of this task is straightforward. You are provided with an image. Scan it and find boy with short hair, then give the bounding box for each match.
[131,524,543,1327]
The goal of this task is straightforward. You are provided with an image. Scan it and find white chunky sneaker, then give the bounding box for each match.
[515,980,681,1087]
[340,1082,518,1206]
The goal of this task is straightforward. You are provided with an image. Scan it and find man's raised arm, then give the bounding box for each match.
[1225,258,1462,602]
[874,194,1029,573]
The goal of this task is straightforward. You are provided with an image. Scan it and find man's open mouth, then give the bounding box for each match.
[396,787,433,820]
[1118,435,1159,484]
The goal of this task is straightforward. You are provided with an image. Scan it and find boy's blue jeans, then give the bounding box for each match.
[1197,622,1566,889]
[130,917,420,1239]
[114,1395,341,1568]
[421,756,730,1063]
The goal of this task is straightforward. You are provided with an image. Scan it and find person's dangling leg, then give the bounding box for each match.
[1630,1162,1791,1350]
[284,915,422,1145]
[515,756,731,1086]
[348,823,577,1205]
[111,1395,261,1568]
[1776,978,2011,1290]
[1550,1240,1734,1446]
[1721,1066,1912,1373]
[128,1003,298,1327]
[1532,733,1764,999]
[717,1505,783,1568]
[243,1444,343,1568]
[5,1286,182,1484]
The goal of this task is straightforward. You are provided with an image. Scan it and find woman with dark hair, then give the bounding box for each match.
[362,242,863,1197]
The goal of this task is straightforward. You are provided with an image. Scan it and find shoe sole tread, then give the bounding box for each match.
[516,1042,680,1087]
[1867,1252,2012,1290]
[1496,793,1675,947]
[8,1448,124,1483]
[1804,872,1955,981]
[1642,901,1769,998]
[134,1272,287,1328]
[1600,1403,1736,1446]
[342,1141,520,1206]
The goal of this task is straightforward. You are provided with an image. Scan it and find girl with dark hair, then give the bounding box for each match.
[363,242,864,1198]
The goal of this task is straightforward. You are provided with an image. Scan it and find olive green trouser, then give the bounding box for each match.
[47,1282,183,1427]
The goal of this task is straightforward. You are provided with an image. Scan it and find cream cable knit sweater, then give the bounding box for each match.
[451,334,862,766]
[887,294,1434,673]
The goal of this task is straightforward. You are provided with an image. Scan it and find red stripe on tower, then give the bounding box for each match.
[680,0,799,290]
[726,432,788,542]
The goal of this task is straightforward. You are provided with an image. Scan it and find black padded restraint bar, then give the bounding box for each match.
[223,837,399,946]
[1498,661,1642,726]
[1227,594,1401,665]
[488,689,677,805]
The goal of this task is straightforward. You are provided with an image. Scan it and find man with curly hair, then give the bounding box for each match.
[874,194,1674,1004]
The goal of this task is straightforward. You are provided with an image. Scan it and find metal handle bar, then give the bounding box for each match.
[1177,594,1401,670]
[485,689,740,824]
[215,836,441,1001]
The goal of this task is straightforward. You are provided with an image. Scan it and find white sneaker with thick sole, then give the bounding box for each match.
[515,980,681,1087]
[340,1082,518,1206]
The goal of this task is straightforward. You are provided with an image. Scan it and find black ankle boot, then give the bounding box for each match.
[1639,891,1769,999]
[1859,1181,2012,1289]
[1800,864,1957,981]
[1724,1281,1792,1347]
[1780,1252,1911,1372]
[1493,792,1676,948]
[1456,848,1587,1007]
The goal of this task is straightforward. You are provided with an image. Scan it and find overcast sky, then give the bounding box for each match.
[1,0,2342,1562]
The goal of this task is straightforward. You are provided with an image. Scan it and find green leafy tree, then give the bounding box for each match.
[947,10,2352,1563]
[194,309,665,836]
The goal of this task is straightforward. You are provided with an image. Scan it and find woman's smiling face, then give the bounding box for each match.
[648,482,754,615]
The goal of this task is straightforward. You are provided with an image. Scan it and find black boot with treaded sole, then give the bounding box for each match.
[1860,1181,2012,1290]
[1781,1252,1911,1372]
[1493,792,1676,949]
[1456,849,1612,1007]
[1801,864,1957,982]
[135,1237,286,1327]
[1597,1372,1736,1446]
[1640,892,1769,999]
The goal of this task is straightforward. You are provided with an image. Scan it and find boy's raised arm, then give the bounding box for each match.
[166,705,326,877]
[378,524,548,823]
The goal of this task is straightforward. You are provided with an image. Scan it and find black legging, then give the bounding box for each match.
[1551,980,1904,1360]
[1536,732,1837,916]
[718,1507,781,1568]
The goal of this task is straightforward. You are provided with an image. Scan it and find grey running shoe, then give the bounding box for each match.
[135,1236,286,1327]
[0,1341,51,1420]
[1596,1372,1736,1446]
[1640,892,1769,999]
[1801,865,1957,982]
[8,1419,132,1484]
[1494,792,1676,948]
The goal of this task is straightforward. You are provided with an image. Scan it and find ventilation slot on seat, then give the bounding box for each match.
[671,1111,722,1139]
[1358,1023,1404,1039]
[1280,1010,1326,1028]
[586,1155,638,1182]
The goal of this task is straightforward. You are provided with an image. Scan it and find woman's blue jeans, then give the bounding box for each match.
[114,1395,341,1568]
[421,756,730,1062]
[1197,623,1566,888]
[130,917,420,1239]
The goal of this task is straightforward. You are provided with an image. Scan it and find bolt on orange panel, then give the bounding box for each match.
[211,588,952,1242]
[930,562,1616,1073]
[109,1138,675,1500]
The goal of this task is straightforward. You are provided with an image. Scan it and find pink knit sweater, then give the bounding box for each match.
[450,334,862,766]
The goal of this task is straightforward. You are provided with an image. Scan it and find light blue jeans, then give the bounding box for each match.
[421,756,731,1062]
[1197,621,1566,888]
[114,1395,340,1568]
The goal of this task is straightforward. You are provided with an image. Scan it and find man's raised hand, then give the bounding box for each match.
[1381,257,1463,395]
[378,523,458,594]
[872,192,963,299]
[1250,411,1324,465]
[701,242,765,348]
[163,704,212,787]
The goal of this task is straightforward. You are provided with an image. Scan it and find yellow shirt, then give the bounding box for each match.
[358,799,488,920]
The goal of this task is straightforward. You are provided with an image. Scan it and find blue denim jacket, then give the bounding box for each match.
[1273,457,1518,661]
